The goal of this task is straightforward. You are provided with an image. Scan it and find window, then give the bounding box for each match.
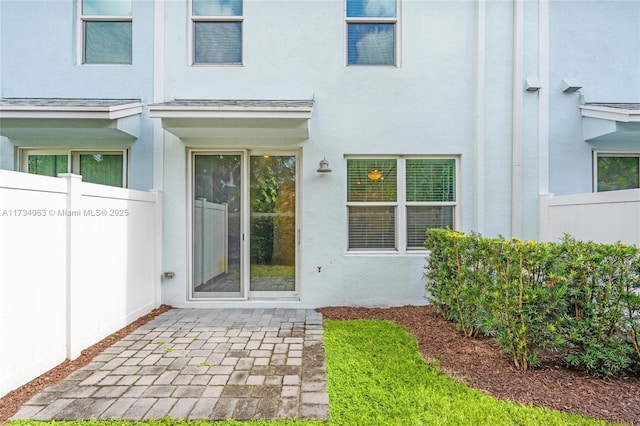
[22,149,127,188]
[192,0,243,65]
[346,0,398,66]
[346,157,457,252]
[81,0,132,64]
[594,153,640,192]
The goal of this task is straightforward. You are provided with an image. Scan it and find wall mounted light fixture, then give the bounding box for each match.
[317,157,332,173]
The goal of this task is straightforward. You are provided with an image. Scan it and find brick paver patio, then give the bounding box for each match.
[11,308,328,421]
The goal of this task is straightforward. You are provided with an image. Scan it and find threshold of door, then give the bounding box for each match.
[248,297,300,302]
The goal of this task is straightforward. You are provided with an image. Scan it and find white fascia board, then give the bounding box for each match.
[148,107,313,120]
[580,105,640,123]
[0,103,143,120]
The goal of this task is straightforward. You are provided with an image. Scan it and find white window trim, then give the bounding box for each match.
[593,150,640,192]
[345,155,459,255]
[19,148,129,187]
[77,0,132,65]
[188,0,244,66]
[344,0,401,67]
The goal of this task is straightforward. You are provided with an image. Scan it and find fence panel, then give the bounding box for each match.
[541,189,640,246]
[0,171,68,397]
[0,171,161,396]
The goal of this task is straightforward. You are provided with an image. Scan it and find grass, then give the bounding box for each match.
[250,264,295,278]
[9,320,616,426]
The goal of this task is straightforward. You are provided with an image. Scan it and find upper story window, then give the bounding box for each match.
[346,0,398,66]
[192,0,243,65]
[81,0,132,64]
[346,157,457,253]
[594,152,640,192]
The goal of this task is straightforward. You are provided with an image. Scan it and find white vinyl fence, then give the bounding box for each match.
[193,199,228,287]
[540,189,640,246]
[0,170,161,397]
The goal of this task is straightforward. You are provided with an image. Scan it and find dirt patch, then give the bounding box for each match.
[0,304,172,424]
[318,305,640,425]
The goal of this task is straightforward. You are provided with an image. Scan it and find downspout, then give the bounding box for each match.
[511,0,524,239]
[153,0,165,189]
[153,0,165,307]
[537,0,551,241]
[474,0,486,234]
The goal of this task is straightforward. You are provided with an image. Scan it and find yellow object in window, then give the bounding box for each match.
[368,169,382,180]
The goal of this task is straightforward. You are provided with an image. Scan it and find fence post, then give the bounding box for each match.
[59,173,83,360]
[151,189,163,308]
[538,193,553,242]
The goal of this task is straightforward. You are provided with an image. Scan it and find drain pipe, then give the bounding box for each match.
[537,0,551,241]
[474,0,486,235]
[511,0,524,239]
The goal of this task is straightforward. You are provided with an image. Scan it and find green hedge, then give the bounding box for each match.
[424,229,640,376]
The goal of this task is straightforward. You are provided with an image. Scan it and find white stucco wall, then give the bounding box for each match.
[159,0,532,308]
[3,0,638,309]
[548,0,640,196]
[0,0,156,190]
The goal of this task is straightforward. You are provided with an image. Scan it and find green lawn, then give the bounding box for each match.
[9,320,616,426]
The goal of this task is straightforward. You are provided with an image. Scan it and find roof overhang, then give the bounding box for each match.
[581,103,640,143]
[0,99,143,145]
[148,99,314,144]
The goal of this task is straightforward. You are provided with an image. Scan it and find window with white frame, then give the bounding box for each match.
[192,0,243,65]
[346,0,398,66]
[22,149,128,188]
[81,0,132,64]
[346,157,457,252]
[594,152,640,192]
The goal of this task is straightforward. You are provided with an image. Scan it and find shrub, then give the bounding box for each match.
[484,238,568,370]
[425,230,492,338]
[561,237,640,376]
[425,229,640,375]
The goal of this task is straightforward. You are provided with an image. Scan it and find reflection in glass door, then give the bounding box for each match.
[193,154,242,297]
[250,155,296,294]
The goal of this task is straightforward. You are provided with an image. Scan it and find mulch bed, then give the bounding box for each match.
[319,305,640,425]
[1,304,638,424]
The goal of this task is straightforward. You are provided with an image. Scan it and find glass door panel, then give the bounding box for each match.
[193,154,242,297]
[249,155,296,293]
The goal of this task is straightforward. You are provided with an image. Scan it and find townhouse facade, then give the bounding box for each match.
[1,0,639,309]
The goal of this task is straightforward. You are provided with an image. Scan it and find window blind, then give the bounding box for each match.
[406,206,454,248]
[348,206,396,249]
[406,159,455,202]
[347,159,397,202]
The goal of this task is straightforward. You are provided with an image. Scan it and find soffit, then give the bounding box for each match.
[581,103,640,143]
[0,98,143,143]
[148,99,314,143]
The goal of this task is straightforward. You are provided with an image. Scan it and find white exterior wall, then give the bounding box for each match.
[0,0,156,190]
[159,0,539,308]
[2,0,638,311]
[0,171,161,396]
[548,0,640,196]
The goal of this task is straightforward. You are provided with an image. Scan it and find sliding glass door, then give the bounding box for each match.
[192,151,298,299]
[192,153,243,297]
[249,155,296,295]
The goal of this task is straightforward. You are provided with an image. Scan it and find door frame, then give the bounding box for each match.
[187,148,301,301]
